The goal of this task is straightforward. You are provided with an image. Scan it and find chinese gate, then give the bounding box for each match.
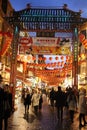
[4,5,87,107]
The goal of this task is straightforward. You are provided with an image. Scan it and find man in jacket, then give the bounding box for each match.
[55,86,66,121]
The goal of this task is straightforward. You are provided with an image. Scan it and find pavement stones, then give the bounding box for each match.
[8,97,87,130]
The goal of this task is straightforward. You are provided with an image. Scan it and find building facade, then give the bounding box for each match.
[0,0,13,83]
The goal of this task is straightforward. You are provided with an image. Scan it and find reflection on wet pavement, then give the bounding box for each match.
[8,97,87,130]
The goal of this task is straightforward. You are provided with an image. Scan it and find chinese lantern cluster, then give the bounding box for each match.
[17,55,70,62]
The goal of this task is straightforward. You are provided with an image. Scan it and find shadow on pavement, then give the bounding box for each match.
[23,113,36,123]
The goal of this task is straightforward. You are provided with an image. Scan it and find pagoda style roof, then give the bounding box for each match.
[4,6,87,32]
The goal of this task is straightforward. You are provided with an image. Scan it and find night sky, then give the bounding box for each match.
[9,0,87,17]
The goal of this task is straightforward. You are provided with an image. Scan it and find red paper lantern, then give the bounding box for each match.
[49,57,52,60]
[61,56,64,60]
[55,56,59,60]
[43,57,46,61]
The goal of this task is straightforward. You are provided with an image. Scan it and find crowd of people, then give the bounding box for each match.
[22,88,43,115]
[48,86,87,128]
[21,85,87,128]
[0,72,87,129]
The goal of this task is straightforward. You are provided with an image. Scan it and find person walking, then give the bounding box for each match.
[49,87,55,107]
[0,84,12,130]
[0,76,11,130]
[24,89,31,114]
[78,88,87,128]
[55,86,66,121]
[67,89,77,123]
[31,89,40,115]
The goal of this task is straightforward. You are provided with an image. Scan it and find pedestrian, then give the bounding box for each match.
[5,84,13,112]
[0,75,4,130]
[31,89,40,115]
[49,87,55,107]
[78,88,87,128]
[3,84,12,130]
[55,86,66,121]
[67,89,77,123]
[39,92,43,110]
[24,89,31,114]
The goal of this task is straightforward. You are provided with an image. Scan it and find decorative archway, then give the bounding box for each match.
[4,5,87,107]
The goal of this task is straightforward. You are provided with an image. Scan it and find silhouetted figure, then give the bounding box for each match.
[49,88,55,107]
[0,83,11,130]
[0,80,4,130]
[24,90,31,114]
[39,94,43,110]
[55,86,65,121]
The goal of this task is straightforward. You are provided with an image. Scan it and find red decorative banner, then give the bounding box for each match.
[0,31,13,56]
[79,33,87,49]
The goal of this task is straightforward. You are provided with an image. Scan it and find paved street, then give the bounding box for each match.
[7,95,87,130]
